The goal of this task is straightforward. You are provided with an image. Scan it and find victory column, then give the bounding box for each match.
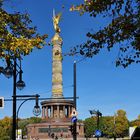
[27,11,84,139]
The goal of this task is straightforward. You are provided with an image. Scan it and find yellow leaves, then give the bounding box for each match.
[0,10,9,20]
[0,8,48,60]
[70,0,93,12]
[0,33,47,59]
[0,116,12,129]
[84,0,93,5]
[70,5,84,11]
[70,4,86,16]
[0,52,5,58]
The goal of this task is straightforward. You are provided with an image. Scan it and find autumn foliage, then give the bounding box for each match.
[70,0,140,67]
[0,0,47,63]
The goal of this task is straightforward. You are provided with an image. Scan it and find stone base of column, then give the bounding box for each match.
[27,121,84,139]
[27,99,84,139]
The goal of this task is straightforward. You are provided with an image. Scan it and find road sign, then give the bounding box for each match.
[0,97,4,108]
[95,129,102,137]
[16,129,22,139]
[71,108,78,117]
[71,116,77,123]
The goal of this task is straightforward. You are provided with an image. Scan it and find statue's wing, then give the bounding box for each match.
[53,9,56,19]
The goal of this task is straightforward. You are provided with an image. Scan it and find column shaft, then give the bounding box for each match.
[42,107,45,119]
[46,106,48,118]
[57,105,60,118]
[51,106,53,118]
[63,105,65,117]
[68,106,71,117]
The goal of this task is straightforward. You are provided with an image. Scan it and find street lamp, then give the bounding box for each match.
[0,57,25,140]
[33,94,41,116]
[16,61,25,90]
[3,65,13,78]
[73,59,85,140]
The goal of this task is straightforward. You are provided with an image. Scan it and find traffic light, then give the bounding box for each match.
[0,97,4,108]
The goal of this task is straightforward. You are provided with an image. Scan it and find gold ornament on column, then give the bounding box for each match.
[53,9,62,33]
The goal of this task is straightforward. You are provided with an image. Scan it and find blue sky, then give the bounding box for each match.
[0,0,140,121]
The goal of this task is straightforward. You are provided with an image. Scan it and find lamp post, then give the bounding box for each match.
[89,110,102,140]
[0,57,25,140]
[73,59,85,140]
[12,58,17,140]
[73,61,77,140]
[12,58,26,140]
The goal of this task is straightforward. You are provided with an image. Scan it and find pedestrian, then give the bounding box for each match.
[55,135,58,140]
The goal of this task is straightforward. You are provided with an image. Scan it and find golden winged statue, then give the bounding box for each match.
[53,9,62,33]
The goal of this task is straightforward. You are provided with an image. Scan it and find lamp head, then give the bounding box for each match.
[4,66,13,78]
[33,105,41,116]
[89,110,97,115]
[16,69,25,90]
[16,79,26,90]
[0,67,4,74]
[33,94,41,116]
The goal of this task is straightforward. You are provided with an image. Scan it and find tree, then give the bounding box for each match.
[0,117,42,139]
[70,0,140,68]
[137,114,140,120]
[18,117,42,137]
[83,109,131,138]
[84,110,129,138]
[115,110,129,137]
[0,0,47,64]
[84,117,97,137]
[0,116,12,140]
[130,114,140,127]
[130,119,140,127]
[100,116,114,138]
[84,116,115,138]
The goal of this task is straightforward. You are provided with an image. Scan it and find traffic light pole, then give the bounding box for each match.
[73,61,77,140]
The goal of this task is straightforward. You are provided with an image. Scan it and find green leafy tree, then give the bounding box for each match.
[84,116,115,138]
[70,0,140,67]
[84,117,97,137]
[84,110,129,138]
[100,116,114,138]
